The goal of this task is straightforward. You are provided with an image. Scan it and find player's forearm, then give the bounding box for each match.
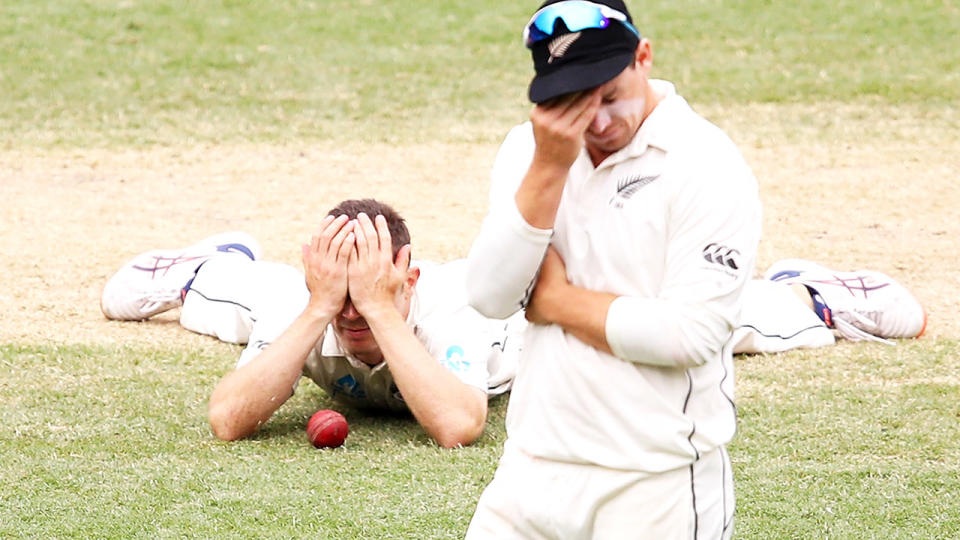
[514,160,569,229]
[208,309,329,441]
[537,283,617,355]
[537,281,730,367]
[365,307,488,448]
[605,296,732,367]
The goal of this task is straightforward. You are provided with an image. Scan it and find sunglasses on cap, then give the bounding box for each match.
[523,0,640,48]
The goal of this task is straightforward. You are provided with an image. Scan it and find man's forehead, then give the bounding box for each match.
[598,65,634,93]
[547,65,629,103]
[597,77,620,94]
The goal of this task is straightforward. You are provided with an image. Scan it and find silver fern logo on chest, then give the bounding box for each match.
[609,174,660,208]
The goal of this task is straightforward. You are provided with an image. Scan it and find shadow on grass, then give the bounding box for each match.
[249,383,512,450]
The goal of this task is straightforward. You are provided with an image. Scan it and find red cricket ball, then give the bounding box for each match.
[306,409,349,449]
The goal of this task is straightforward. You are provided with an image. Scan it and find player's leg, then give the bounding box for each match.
[584,446,732,539]
[180,257,308,346]
[468,444,730,539]
[100,232,261,321]
[467,444,591,540]
[764,259,926,343]
[731,279,835,354]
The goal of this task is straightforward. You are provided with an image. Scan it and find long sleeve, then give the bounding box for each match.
[466,123,552,319]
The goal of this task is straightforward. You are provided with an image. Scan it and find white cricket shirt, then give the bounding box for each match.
[467,80,762,472]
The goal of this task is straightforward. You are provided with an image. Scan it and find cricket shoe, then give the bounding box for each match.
[100,232,261,321]
[764,259,927,344]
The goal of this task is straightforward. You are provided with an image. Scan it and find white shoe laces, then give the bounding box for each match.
[832,310,894,346]
[139,289,182,315]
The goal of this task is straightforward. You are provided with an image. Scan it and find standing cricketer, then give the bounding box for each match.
[464,1,762,538]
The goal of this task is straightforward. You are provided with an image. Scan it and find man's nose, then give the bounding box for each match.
[341,298,360,319]
[590,107,612,133]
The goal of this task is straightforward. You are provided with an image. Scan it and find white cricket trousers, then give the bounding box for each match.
[731,279,835,354]
[466,444,734,540]
[178,256,308,348]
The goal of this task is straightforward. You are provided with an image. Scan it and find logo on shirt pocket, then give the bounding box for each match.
[332,374,366,399]
[443,345,470,373]
[609,174,660,208]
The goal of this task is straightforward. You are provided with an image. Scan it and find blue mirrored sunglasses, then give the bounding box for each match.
[523,1,640,48]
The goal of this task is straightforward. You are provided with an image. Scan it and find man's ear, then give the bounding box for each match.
[394,244,412,271]
[394,244,418,289]
[407,266,421,290]
[635,38,653,72]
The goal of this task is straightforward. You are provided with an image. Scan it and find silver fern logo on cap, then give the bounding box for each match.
[547,32,581,64]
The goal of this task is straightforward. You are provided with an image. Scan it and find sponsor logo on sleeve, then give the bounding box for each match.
[702,243,740,270]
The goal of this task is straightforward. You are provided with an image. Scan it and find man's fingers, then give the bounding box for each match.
[313,214,348,253]
[374,214,393,265]
[571,90,602,130]
[531,88,601,168]
[541,90,584,110]
[338,232,355,263]
[356,213,379,259]
[313,214,334,251]
[328,220,354,261]
[542,89,596,119]
[353,216,369,260]
[395,244,411,272]
[310,215,333,252]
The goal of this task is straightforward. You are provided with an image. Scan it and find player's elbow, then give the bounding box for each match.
[208,400,255,442]
[433,420,485,449]
[467,287,517,320]
[430,402,487,449]
[465,260,522,319]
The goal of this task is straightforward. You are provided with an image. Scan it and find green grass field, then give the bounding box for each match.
[2,0,958,148]
[2,0,959,538]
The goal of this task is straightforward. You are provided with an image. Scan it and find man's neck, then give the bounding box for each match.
[587,146,614,167]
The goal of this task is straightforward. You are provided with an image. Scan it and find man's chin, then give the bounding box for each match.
[586,132,626,153]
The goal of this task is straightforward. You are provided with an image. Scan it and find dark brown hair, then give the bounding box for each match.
[326,198,410,258]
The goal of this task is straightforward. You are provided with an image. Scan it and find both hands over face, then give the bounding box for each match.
[307,213,487,448]
[302,212,411,334]
[209,213,411,442]
[211,212,486,448]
